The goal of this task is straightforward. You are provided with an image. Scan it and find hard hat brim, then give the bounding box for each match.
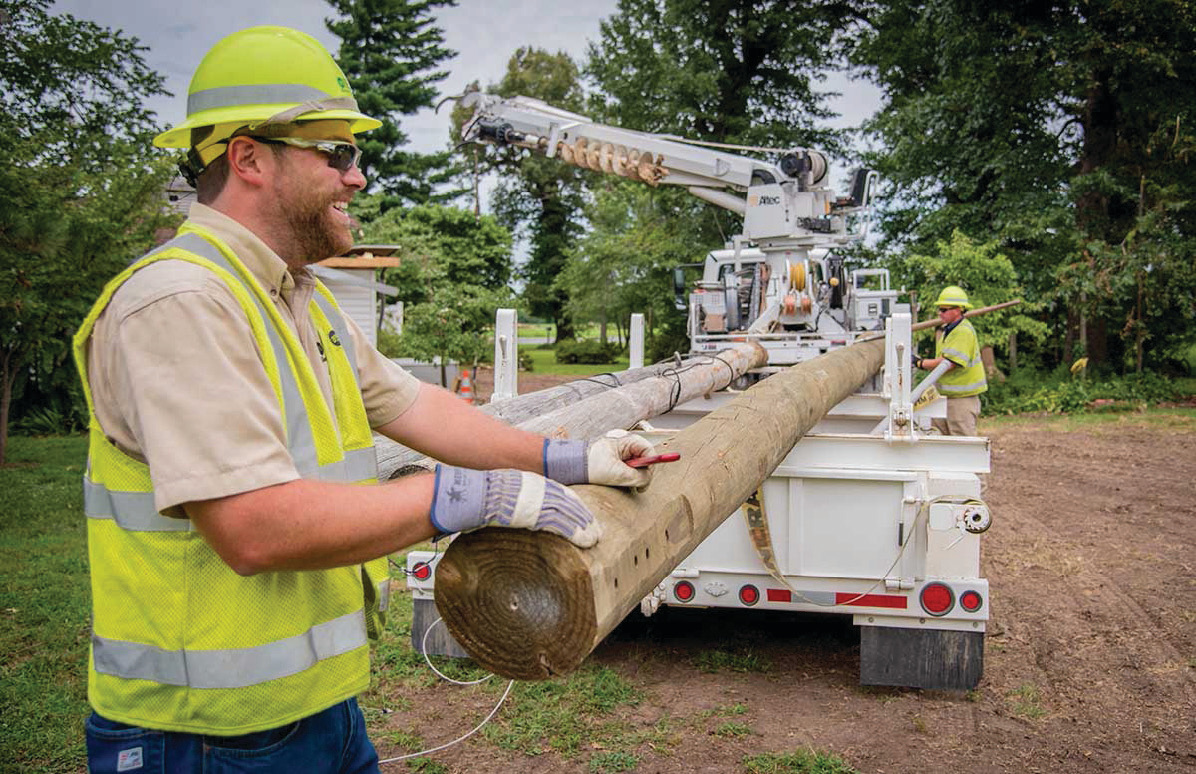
[154,108,382,149]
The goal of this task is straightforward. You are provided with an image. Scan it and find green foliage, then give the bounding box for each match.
[586,0,850,152]
[850,0,1196,374]
[554,340,621,365]
[356,203,515,366]
[0,435,91,773]
[984,368,1181,416]
[560,182,707,364]
[891,231,1050,365]
[360,202,514,290]
[0,0,177,462]
[326,0,464,206]
[742,749,860,774]
[477,47,590,339]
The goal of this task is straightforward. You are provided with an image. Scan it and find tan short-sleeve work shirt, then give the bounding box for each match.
[84,203,420,514]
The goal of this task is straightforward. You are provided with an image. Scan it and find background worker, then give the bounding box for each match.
[75,26,652,774]
[913,285,988,436]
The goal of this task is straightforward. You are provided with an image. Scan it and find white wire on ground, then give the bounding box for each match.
[377,618,514,766]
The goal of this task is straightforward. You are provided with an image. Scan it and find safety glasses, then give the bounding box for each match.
[250,136,362,173]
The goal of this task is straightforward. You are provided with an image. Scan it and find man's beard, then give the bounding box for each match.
[285,193,351,262]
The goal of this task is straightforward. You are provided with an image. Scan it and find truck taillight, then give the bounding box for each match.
[412,562,431,580]
[919,582,954,616]
[739,585,760,606]
[674,581,695,602]
[959,589,983,613]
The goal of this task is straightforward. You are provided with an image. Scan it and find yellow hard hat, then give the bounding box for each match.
[934,285,973,309]
[153,26,381,149]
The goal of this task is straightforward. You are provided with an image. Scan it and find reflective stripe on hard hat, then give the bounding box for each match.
[187,85,358,118]
[92,609,367,690]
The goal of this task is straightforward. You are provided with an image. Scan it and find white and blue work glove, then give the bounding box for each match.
[543,429,656,489]
[430,464,601,548]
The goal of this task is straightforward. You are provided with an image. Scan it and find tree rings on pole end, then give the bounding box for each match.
[435,527,597,680]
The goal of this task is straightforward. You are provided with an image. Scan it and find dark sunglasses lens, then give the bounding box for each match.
[326,145,357,172]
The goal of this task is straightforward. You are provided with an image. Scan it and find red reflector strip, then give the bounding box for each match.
[835,592,908,609]
[766,589,791,602]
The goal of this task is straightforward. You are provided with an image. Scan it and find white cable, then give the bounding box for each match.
[420,618,491,686]
[378,617,513,766]
[378,678,514,765]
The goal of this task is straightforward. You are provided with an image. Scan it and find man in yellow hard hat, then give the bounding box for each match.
[75,27,653,773]
[913,285,987,436]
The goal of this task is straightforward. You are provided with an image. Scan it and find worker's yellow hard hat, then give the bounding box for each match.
[934,285,973,309]
[153,26,381,149]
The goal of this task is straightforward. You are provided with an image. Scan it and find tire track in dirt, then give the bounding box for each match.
[983,424,1196,771]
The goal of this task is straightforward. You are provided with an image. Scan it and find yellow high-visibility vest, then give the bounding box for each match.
[72,225,390,735]
[935,318,987,398]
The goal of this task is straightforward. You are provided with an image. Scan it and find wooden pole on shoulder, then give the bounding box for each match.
[433,338,886,679]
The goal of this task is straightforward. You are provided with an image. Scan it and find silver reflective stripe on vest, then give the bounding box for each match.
[187,84,357,115]
[169,234,320,477]
[92,609,367,689]
[84,479,190,532]
[940,379,988,395]
[310,446,378,482]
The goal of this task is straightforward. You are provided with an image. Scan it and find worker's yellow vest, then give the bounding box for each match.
[72,225,390,735]
[934,318,987,398]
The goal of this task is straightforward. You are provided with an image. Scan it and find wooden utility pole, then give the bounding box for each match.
[377,344,767,479]
[433,338,886,679]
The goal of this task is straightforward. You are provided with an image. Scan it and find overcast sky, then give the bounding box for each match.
[53,0,882,194]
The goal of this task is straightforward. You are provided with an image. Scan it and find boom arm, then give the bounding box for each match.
[459,93,872,250]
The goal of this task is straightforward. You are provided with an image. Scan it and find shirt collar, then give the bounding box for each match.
[186,202,300,294]
[941,316,964,336]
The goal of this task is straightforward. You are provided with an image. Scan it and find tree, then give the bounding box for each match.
[886,231,1049,371]
[559,181,709,357]
[0,0,176,463]
[580,0,861,351]
[326,0,464,207]
[467,47,590,340]
[355,203,515,381]
[587,0,854,152]
[850,0,1196,372]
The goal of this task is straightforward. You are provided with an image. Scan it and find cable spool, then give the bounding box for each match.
[789,261,806,292]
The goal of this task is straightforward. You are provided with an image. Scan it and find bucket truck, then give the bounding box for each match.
[405,94,991,690]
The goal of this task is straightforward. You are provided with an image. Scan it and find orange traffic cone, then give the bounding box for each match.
[457,372,475,404]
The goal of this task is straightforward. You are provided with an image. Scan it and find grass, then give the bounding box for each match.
[1007,683,1047,719]
[742,750,860,773]
[480,665,643,757]
[693,646,773,674]
[523,346,631,376]
[0,434,91,773]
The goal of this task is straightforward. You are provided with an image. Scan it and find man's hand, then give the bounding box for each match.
[430,465,601,548]
[543,430,656,489]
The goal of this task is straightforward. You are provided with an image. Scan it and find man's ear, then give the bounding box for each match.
[226,137,271,188]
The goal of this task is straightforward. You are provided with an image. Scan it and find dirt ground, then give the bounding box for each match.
[378,370,1196,773]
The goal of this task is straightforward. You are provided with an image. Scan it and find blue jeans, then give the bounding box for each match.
[85,698,380,774]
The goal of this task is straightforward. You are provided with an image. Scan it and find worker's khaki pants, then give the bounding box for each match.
[932,395,981,437]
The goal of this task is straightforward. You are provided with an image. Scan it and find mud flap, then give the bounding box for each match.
[410,596,470,658]
[859,626,984,691]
